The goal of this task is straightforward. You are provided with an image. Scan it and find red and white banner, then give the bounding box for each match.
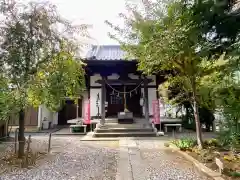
[84,99,91,124]
[152,100,160,124]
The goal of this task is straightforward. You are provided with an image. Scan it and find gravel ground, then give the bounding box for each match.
[138,149,211,180]
[1,137,212,180]
[120,139,212,180]
[0,137,119,180]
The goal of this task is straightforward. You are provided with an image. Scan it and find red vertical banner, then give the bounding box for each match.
[152,100,160,124]
[84,99,91,124]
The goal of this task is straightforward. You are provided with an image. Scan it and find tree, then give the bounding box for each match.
[209,71,240,150]
[0,0,88,157]
[161,82,215,132]
[0,75,19,121]
[106,0,233,149]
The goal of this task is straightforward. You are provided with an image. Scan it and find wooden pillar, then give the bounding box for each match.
[86,75,90,99]
[123,85,127,111]
[144,77,149,122]
[101,76,106,125]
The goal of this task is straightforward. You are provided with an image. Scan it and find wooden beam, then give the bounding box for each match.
[95,78,152,85]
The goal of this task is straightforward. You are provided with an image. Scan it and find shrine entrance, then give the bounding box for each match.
[96,74,152,125]
[106,85,142,117]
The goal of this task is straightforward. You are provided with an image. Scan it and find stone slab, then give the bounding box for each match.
[116,139,133,180]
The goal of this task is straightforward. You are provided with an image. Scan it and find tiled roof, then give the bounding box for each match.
[86,45,128,61]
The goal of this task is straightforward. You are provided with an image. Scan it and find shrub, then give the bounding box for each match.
[172,137,197,151]
[229,171,240,177]
[216,86,240,152]
[203,138,220,147]
[199,149,216,162]
[223,152,239,162]
[223,155,237,161]
[218,129,240,151]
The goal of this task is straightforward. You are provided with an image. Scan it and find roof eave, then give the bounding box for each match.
[83,57,137,62]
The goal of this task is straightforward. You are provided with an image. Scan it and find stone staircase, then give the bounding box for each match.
[93,119,157,137]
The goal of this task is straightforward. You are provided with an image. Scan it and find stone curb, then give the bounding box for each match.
[80,137,120,141]
[80,139,120,141]
[23,128,61,134]
[52,133,86,136]
[168,144,225,180]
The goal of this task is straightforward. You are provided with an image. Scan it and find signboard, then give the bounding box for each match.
[84,99,91,124]
[152,100,160,124]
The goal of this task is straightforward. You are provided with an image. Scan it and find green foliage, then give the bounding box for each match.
[181,101,214,131]
[218,129,240,151]
[211,76,240,151]
[203,138,220,147]
[0,76,20,121]
[107,0,240,149]
[229,171,240,177]
[0,0,88,156]
[0,0,88,113]
[27,50,86,111]
[107,0,240,148]
[108,0,215,148]
[172,137,197,151]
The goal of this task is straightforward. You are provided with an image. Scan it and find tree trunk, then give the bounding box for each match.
[18,109,25,158]
[192,81,204,149]
[6,116,10,137]
[193,100,203,148]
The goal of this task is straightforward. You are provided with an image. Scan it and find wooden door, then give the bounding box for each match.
[24,106,38,126]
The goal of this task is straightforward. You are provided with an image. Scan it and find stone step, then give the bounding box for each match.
[105,118,118,123]
[95,128,154,133]
[92,118,119,123]
[99,123,151,129]
[94,131,156,137]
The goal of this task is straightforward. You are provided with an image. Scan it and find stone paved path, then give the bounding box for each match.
[0,137,212,180]
[117,139,212,180]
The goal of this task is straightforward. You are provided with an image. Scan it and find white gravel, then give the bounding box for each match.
[118,139,212,180]
[0,137,119,180]
[1,137,212,180]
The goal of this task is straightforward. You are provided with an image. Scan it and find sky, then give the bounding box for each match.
[49,0,128,45]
